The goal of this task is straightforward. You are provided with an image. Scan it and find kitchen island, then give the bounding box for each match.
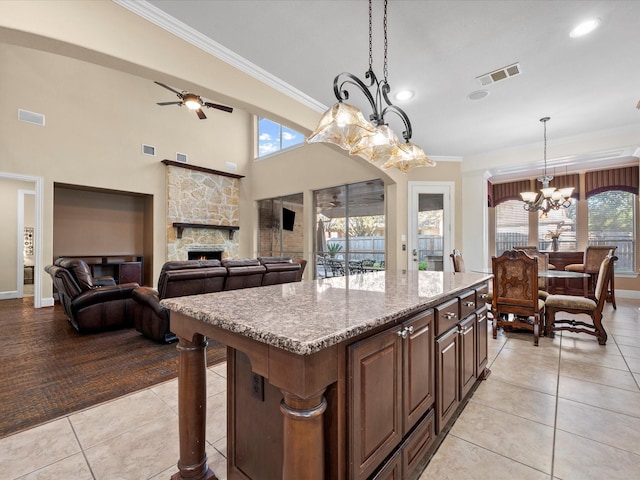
[162,270,491,480]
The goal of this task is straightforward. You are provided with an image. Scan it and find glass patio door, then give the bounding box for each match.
[408,182,454,271]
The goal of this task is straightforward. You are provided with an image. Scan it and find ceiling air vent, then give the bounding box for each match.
[476,63,521,86]
[18,109,45,126]
[141,144,156,156]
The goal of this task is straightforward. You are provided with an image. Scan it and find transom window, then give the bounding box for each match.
[257,117,304,158]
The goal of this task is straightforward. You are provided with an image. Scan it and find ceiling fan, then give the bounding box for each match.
[154,81,233,119]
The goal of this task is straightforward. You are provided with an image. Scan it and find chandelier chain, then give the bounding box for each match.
[383,0,389,82]
[368,0,373,70]
[543,118,547,176]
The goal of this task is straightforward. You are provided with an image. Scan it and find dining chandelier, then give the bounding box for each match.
[520,117,574,218]
[307,0,435,173]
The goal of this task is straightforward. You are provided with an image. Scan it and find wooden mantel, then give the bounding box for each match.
[173,223,239,240]
[161,159,245,179]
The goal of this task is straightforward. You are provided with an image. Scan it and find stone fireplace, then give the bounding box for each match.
[163,160,244,261]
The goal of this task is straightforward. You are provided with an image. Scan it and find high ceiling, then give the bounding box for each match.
[138,0,640,164]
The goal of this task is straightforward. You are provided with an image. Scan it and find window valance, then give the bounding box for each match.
[491,173,581,207]
[585,166,639,198]
[490,180,532,207]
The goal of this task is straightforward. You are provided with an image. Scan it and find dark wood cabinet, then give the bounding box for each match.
[459,314,477,400]
[349,310,435,480]
[476,306,488,376]
[79,255,143,285]
[436,327,459,432]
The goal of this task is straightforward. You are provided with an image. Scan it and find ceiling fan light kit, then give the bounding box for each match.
[154,81,233,119]
[307,0,435,173]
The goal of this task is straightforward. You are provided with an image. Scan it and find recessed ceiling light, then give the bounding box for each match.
[467,90,489,101]
[395,90,414,101]
[570,18,601,38]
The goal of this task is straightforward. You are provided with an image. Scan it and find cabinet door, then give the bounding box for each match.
[476,306,488,377]
[349,327,403,480]
[459,314,477,399]
[403,310,434,432]
[435,329,459,433]
[370,450,401,480]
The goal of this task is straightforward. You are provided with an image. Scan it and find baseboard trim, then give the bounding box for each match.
[40,297,55,307]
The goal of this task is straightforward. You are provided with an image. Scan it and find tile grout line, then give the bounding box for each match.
[549,332,563,479]
[67,416,97,480]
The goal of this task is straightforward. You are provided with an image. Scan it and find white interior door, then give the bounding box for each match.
[408,182,454,271]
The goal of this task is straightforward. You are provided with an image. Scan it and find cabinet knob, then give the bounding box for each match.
[397,329,408,339]
[479,293,488,299]
[464,301,475,308]
[407,326,414,335]
[444,312,457,320]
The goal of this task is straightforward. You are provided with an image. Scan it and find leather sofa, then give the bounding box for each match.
[45,258,139,333]
[132,257,306,343]
[258,256,302,286]
[132,260,227,343]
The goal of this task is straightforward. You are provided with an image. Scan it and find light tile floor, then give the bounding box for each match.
[1,300,639,479]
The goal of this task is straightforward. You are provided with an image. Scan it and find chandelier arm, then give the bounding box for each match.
[333,71,379,120]
[381,104,413,141]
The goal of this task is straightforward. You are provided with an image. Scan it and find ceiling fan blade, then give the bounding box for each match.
[204,102,233,113]
[154,81,183,97]
[195,108,207,119]
[156,101,183,106]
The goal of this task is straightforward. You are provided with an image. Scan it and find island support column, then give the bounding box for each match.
[280,390,327,479]
[172,334,217,480]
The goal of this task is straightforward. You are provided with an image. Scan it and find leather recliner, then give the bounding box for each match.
[45,258,139,333]
[222,258,266,290]
[258,256,302,286]
[132,260,227,343]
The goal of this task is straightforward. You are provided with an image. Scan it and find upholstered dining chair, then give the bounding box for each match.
[492,249,545,346]
[450,249,465,272]
[545,252,616,345]
[514,247,550,300]
[513,245,556,269]
[565,245,617,308]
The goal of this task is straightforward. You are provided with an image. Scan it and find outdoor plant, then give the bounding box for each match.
[327,243,343,257]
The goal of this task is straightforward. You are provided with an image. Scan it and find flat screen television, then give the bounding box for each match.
[282,208,295,231]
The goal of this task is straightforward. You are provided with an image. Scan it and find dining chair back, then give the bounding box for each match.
[491,249,544,346]
[514,247,550,297]
[565,245,617,307]
[450,249,465,272]
[545,252,615,345]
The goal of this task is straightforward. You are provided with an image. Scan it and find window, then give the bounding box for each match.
[257,117,304,158]
[587,190,635,272]
[537,200,577,252]
[495,200,529,256]
[314,180,385,279]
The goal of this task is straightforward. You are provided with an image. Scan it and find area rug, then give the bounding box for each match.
[0,298,226,438]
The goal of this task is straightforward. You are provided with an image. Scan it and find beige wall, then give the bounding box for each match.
[53,186,146,258]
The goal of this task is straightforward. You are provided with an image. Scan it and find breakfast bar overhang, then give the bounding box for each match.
[162,270,492,480]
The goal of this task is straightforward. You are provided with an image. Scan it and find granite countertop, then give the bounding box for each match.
[161,270,491,356]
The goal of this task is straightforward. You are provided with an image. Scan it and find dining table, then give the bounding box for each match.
[472,268,590,297]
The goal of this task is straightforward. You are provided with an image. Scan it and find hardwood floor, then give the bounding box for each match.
[0,297,226,438]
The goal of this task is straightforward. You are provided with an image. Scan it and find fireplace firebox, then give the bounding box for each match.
[188,251,223,261]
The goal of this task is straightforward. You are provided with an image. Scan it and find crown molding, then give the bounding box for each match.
[113,0,327,113]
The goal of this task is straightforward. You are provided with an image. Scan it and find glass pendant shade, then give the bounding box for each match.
[349,124,400,162]
[382,142,436,173]
[307,102,377,151]
[520,192,538,203]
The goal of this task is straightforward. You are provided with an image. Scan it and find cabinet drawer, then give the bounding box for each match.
[476,283,490,305]
[435,298,459,336]
[459,290,476,318]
